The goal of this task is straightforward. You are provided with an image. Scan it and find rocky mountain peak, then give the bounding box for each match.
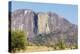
[10,9,78,46]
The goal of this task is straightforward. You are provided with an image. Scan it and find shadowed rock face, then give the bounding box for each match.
[11,9,78,46]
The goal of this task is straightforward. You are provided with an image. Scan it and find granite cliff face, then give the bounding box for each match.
[11,9,37,38]
[38,12,50,34]
[11,9,78,46]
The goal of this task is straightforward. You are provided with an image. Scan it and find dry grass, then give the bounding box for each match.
[14,46,53,53]
[25,46,53,52]
[12,45,77,53]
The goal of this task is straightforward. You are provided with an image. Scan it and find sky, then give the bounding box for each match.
[10,1,78,25]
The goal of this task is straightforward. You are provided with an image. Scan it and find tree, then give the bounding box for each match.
[57,40,65,49]
[11,30,27,52]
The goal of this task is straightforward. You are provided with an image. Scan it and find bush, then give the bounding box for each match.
[11,30,27,52]
[55,40,65,50]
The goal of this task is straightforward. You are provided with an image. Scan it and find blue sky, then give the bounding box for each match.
[10,1,78,25]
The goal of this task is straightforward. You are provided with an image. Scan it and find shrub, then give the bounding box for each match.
[11,30,27,52]
[55,40,65,50]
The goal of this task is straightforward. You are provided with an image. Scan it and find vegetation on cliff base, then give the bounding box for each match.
[10,30,77,53]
